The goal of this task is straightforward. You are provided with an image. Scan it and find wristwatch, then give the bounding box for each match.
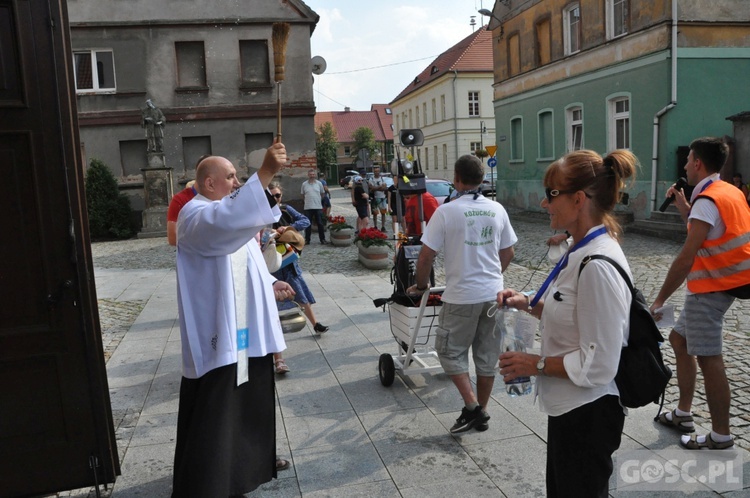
[536,356,546,376]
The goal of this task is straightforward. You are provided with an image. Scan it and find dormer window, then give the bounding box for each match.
[430,66,439,75]
[413,76,421,85]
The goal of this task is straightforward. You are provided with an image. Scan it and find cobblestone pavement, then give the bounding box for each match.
[91,186,750,453]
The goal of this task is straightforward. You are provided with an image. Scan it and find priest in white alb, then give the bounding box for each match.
[171,143,293,497]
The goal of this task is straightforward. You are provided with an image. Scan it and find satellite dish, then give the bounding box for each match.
[311,56,327,75]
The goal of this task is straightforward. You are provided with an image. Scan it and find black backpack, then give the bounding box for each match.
[579,255,672,412]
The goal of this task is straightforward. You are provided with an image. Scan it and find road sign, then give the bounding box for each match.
[487,157,497,168]
[485,145,497,157]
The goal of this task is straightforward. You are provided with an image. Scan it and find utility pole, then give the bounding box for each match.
[480,120,485,163]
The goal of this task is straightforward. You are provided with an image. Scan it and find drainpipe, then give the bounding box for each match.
[651,0,679,212]
[453,70,459,169]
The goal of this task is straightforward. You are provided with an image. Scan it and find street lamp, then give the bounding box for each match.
[478,8,504,35]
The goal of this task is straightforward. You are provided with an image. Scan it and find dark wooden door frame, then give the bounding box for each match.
[0,0,119,495]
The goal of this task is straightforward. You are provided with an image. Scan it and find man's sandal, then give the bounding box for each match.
[657,409,695,433]
[275,359,290,374]
[680,433,735,450]
[276,458,291,471]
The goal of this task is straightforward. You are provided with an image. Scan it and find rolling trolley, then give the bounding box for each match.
[378,285,445,386]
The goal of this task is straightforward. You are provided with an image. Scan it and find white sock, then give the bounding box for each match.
[674,407,692,417]
[711,431,732,443]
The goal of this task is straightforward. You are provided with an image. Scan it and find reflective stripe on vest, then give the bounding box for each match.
[687,181,750,293]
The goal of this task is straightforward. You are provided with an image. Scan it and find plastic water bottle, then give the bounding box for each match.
[498,307,533,397]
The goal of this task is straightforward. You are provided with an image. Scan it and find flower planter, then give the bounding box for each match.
[329,227,354,247]
[357,241,391,270]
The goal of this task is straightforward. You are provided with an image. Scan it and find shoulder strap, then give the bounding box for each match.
[578,254,634,295]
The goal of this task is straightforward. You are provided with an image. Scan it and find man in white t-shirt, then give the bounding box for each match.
[300,168,327,244]
[651,137,750,451]
[408,154,517,434]
[368,166,388,232]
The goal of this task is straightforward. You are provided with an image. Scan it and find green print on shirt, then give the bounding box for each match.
[465,225,494,246]
[463,210,496,218]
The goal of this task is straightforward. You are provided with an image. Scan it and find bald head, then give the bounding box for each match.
[195,156,239,200]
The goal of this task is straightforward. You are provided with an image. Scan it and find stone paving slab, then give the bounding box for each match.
[56,186,750,497]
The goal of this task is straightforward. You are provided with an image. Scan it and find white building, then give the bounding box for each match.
[391,28,495,180]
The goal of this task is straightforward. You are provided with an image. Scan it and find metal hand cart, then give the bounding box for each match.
[378,285,446,386]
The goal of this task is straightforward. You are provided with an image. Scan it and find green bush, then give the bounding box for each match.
[85,158,135,239]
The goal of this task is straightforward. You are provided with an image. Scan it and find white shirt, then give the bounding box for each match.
[368,176,387,199]
[300,180,324,210]
[537,226,630,416]
[688,173,724,241]
[176,175,285,379]
[420,195,517,304]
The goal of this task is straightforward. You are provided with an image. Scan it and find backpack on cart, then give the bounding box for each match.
[390,236,433,306]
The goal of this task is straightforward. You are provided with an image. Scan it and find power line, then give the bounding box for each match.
[326,54,440,75]
[314,88,348,108]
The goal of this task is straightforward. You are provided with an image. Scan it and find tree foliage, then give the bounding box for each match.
[85,158,136,240]
[350,127,379,163]
[315,122,338,172]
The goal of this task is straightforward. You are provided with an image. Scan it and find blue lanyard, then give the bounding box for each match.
[529,226,608,307]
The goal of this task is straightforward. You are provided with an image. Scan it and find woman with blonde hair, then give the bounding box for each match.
[498,149,638,497]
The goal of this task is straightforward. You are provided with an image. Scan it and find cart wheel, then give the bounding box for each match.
[378,353,395,387]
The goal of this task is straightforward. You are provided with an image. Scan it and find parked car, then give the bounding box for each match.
[481,172,496,195]
[424,178,453,204]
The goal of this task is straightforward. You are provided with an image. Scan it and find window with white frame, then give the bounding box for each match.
[415,106,420,127]
[566,106,583,152]
[423,103,427,125]
[441,95,446,121]
[73,50,116,93]
[538,110,554,159]
[468,91,480,117]
[442,144,448,169]
[510,117,523,161]
[563,3,581,55]
[432,99,437,123]
[607,0,628,39]
[434,146,439,170]
[424,147,429,170]
[609,97,630,150]
[470,142,482,155]
[408,108,413,128]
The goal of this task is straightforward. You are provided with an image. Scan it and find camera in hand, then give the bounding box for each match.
[658,177,688,212]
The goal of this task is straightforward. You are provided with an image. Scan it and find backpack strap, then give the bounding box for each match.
[578,254,634,294]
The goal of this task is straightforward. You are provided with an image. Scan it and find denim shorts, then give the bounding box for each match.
[673,292,735,356]
[434,301,499,376]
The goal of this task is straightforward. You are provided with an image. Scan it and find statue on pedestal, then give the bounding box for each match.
[141,99,166,153]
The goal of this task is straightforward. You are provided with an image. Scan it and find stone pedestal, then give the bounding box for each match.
[138,153,173,239]
[357,241,391,269]
[330,227,354,246]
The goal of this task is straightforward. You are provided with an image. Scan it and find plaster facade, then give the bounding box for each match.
[485,0,750,219]
[67,0,319,217]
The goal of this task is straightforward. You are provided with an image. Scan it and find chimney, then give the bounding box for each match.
[344,107,350,112]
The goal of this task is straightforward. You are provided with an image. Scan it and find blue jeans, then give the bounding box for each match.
[304,209,325,242]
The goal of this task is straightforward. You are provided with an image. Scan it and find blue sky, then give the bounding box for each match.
[303,0,493,111]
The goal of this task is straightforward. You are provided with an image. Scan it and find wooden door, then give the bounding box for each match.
[0,0,119,495]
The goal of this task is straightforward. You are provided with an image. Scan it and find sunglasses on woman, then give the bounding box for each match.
[272,193,282,199]
[545,188,577,203]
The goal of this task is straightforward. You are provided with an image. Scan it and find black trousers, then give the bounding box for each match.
[304,208,325,242]
[546,394,624,498]
[172,356,276,498]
